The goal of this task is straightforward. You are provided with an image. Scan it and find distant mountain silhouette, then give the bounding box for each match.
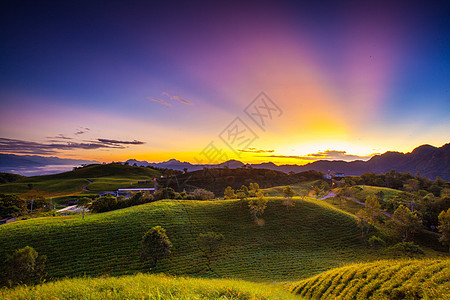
[127,143,450,180]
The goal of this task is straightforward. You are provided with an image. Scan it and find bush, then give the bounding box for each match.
[89,195,118,213]
[1,246,46,287]
[388,242,424,255]
[191,189,215,200]
[368,235,386,249]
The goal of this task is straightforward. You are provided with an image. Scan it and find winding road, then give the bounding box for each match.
[82,179,92,191]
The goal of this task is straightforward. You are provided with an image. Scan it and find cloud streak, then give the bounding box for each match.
[147,92,193,106]
[148,97,172,106]
[238,147,275,153]
[0,137,145,155]
[261,150,376,162]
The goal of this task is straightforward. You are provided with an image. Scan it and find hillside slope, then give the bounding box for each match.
[290,259,450,299]
[0,164,160,197]
[1,198,376,282]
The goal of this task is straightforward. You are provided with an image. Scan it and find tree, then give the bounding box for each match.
[89,195,118,213]
[365,195,382,225]
[198,232,224,269]
[224,186,237,199]
[191,189,215,200]
[282,186,295,210]
[77,197,90,219]
[236,185,249,200]
[390,205,422,242]
[248,191,268,220]
[141,226,172,269]
[0,193,26,218]
[438,208,450,252]
[249,182,260,197]
[299,189,308,200]
[3,246,46,287]
[356,209,371,238]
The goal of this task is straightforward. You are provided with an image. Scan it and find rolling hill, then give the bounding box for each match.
[289,259,450,299]
[0,164,160,198]
[0,197,401,283]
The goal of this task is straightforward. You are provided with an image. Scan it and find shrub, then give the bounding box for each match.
[388,242,424,255]
[89,195,118,213]
[2,246,46,287]
[191,189,215,200]
[368,235,386,249]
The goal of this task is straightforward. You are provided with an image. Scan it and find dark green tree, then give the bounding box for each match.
[3,246,46,287]
[0,193,26,218]
[438,208,450,252]
[141,226,172,268]
[390,205,422,242]
[198,232,224,269]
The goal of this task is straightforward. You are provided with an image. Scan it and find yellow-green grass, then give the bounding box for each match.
[355,185,403,198]
[0,273,301,300]
[0,197,401,283]
[289,258,450,299]
[262,181,320,197]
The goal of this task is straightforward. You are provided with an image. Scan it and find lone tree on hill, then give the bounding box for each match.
[198,232,224,270]
[283,186,295,210]
[77,197,91,219]
[141,226,172,269]
[248,191,268,220]
[390,205,422,242]
[3,246,46,287]
[438,208,450,252]
[356,195,382,238]
[224,186,237,199]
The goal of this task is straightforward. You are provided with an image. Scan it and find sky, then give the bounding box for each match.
[1,0,449,165]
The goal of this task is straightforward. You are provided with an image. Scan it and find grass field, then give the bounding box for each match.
[289,258,450,299]
[0,273,301,300]
[0,197,415,283]
[0,164,159,198]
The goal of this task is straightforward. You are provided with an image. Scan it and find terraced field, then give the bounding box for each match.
[0,197,385,282]
[290,259,450,299]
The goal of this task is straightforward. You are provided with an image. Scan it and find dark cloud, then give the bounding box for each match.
[0,137,145,155]
[261,150,376,162]
[46,134,73,140]
[238,148,275,153]
[97,139,145,145]
[74,127,90,135]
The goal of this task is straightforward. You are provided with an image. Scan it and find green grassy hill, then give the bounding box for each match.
[0,273,301,300]
[0,197,397,282]
[0,164,159,198]
[289,258,450,299]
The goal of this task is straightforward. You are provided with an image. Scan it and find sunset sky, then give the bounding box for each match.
[1,1,449,165]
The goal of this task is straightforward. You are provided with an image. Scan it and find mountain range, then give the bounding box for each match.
[127,143,450,180]
[0,143,448,180]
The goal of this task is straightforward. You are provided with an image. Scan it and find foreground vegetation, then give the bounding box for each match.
[289,258,450,299]
[0,273,300,300]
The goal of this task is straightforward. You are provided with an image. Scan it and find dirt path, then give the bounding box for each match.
[82,179,92,191]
